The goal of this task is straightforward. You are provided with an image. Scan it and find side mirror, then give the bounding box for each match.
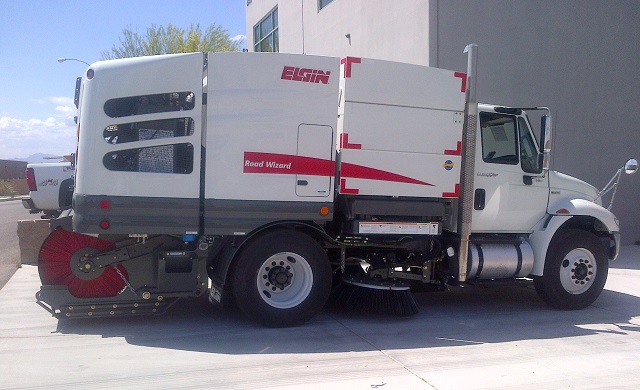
[74,77,81,109]
[540,115,552,171]
[624,158,638,175]
[596,157,638,210]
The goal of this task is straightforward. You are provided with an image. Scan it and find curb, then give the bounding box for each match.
[0,196,28,203]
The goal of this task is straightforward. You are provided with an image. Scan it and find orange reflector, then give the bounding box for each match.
[100,220,110,230]
[320,206,330,216]
[555,208,570,214]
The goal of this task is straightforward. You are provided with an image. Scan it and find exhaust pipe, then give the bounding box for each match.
[457,44,479,283]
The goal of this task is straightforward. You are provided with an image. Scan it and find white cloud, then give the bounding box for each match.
[48,96,74,106]
[0,116,76,159]
[0,96,77,159]
[231,34,247,43]
[56,105,75,115]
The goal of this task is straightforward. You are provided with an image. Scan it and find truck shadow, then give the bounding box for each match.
[54,281,640,355]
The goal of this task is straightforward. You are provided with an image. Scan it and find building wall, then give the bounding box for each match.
[430,0,640,244]
[0,160,27,180]
[246,0,640,244]
[246,0,430,65]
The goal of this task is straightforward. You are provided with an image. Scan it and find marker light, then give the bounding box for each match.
[320,206,330,216]
[99,200,110,210]
[100,220,110,230]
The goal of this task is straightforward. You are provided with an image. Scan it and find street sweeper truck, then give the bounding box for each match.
[36,46,637,327]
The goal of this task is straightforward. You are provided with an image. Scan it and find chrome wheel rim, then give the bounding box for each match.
[256,252,313,309]
[560,248,597,294]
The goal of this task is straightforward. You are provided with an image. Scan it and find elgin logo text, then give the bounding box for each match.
[281,66,331,84]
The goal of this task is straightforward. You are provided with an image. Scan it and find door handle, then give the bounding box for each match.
[297,180,308,186]
[474,189,485,210]
[523,175,533,185]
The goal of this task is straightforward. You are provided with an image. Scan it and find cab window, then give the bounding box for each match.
[518,117,542,174]
[480,112,518,165]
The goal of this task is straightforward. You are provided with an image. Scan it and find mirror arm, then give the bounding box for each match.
[595,167,623,210]
[595,158,637,210]
[606,168,625,211]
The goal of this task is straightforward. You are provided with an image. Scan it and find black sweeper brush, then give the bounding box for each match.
[330,274,419,316]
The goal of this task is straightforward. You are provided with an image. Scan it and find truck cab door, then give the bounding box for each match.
[471,111,549,232]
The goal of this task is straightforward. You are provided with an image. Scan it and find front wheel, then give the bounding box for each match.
[231,230,332,327]
[534,229,608,310]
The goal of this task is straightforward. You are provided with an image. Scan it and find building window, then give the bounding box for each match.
[318,0,335,10]
[254,7,278,52]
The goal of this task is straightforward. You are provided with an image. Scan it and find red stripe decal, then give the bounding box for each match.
[340,179,359,194]
[442,184,460,198]
[340,57,361,78]
[244,152,335,175]
[339,133,362,149]
[244,152,433,187]
[444,141,462,156]
[341,162,433,186]
[454,72,467,93]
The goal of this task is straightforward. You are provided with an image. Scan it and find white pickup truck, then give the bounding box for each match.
[22,161,74,218]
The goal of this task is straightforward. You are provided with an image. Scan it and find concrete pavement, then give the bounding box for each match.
[1,246,639,389]
[0,198,32,290]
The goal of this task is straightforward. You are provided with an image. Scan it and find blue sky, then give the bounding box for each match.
[0,1,246,160]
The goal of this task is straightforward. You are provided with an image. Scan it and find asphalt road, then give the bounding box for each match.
[0,198,33,289]
[1,244,639,388]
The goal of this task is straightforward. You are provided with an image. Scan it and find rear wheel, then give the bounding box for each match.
[231,230,332,327]
[534,229,608,309]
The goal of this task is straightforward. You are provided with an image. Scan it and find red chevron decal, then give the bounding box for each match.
[340,162,433,186]
[243,152,434,186]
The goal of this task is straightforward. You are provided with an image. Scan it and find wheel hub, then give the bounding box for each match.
[70,247,104,280]
[560,248,597,294]
[570,258,593,285]
[265,263,293,290]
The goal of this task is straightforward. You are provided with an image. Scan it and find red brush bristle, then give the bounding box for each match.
[38,228,129,298]
[65,264,129,297]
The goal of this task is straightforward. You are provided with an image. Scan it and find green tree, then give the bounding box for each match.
[0,179,16,197]
[101,23,241,60]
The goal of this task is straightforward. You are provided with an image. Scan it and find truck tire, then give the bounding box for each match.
[534,229,608,310]
[231,230,332,327]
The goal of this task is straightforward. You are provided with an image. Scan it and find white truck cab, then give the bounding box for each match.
[472,104,549,233]
[470,103,635,309]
